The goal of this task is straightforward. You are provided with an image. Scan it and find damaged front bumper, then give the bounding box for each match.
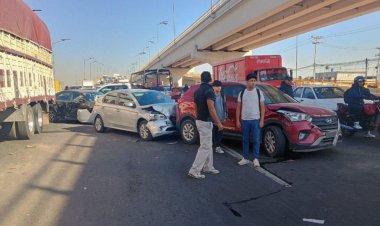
[146,119,177,138]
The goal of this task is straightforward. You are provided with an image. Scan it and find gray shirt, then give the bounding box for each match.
[238,88,264,120]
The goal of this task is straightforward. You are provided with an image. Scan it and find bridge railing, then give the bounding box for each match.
[144,0,229,69]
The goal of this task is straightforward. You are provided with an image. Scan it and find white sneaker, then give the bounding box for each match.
[353,122,363,130]
[238,158,250,166]
[202,168,220,174]
[363,131,376,138]
[188,172,206,179]
[215,147,224,154]
[253,159,260,168]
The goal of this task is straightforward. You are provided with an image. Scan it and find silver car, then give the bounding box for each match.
[92,89,177,140]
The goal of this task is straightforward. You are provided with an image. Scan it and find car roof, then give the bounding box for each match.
[296,85,339,88]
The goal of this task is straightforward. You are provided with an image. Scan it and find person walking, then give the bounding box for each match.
[212,80,227,154]
[188,71,224,179]
[236,72,265,167]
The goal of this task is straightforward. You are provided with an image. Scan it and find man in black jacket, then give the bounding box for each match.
[188,71,223,179]
[279,76,294,98]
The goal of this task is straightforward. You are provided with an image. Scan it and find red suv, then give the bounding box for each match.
[176,82,341,157]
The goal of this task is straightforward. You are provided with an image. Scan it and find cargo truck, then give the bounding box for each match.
[0,0,55,139]
[213,55,294,87]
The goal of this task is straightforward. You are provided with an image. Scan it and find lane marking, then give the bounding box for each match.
[221,145,292,188]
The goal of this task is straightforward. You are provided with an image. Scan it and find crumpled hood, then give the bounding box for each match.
[267,103,336,117]
[141,103,176,117]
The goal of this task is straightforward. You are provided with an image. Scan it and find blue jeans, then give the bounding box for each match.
[242,120,261,159]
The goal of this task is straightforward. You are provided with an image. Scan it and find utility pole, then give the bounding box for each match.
[365,58,368,79]
[296,36,298,79]
[312,36,322,80]
[376,47,380,86]
[172,2,176,43]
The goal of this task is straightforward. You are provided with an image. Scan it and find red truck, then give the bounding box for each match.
[213,55,294,88]
[177,82,341,157]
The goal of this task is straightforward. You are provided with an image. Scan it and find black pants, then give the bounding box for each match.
[212,124,224,148]
[348,105,373,129]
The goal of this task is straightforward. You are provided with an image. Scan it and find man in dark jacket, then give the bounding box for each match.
[344,76,379,137]
[279,77,294,98]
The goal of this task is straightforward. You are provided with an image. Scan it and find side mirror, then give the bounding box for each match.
[125,101,136,108]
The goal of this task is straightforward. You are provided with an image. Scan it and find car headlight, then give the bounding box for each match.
[149,114,167,121]
[277,110,312,122]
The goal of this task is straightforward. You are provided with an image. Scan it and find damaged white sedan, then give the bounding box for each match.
[92,89,177,141]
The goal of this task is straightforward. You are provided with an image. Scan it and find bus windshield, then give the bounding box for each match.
[130,69,172,88]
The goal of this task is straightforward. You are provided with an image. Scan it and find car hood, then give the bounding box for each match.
[267,103,336,117]
[315,98,344,111]
[141,103,176,117]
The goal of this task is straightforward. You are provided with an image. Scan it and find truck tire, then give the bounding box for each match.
[2,122,18,140]
[16,106,35,140]
[33,104,43,134]
[263,126,286,157]
[180,119,198,145]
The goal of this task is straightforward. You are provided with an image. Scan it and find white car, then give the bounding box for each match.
[294,85,345,111]
[97,83,131,94]
[92,89,177,140]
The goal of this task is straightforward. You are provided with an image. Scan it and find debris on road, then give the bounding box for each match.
[303,218,325,224]
[26,145,36,148]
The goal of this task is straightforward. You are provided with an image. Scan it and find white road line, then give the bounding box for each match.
[221,145,292,188]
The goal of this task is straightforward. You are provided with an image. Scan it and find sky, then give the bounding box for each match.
[24,0,380,85]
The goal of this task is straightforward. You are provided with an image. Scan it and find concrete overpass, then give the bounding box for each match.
[142,0,380,83]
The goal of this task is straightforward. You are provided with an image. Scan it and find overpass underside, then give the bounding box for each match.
[144,0,380,78]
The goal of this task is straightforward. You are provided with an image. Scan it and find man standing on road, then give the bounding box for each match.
[279,76,294,98]
[188,71,224,179]
[236,72,265,167]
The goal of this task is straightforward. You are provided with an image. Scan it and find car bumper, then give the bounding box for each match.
[147,119,177,138]
[77,109,96,123]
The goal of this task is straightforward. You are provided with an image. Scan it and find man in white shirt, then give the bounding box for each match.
[236,72,265,167]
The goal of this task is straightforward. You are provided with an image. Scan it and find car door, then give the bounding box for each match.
[222,84,245,132]
[116,93,139,131]
[100,92,119,127]
[55,91,73,118]
[301,87,317,105]
[68,92,84,120]
[293,87,304,102]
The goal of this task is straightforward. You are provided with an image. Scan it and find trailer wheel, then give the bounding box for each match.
[16,106,35,140]
[1,122,18,140]
[33,104,43,134]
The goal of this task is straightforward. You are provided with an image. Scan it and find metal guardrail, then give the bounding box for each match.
[144,0,230,69]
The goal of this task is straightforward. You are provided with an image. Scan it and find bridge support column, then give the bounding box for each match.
[169,68,191,87]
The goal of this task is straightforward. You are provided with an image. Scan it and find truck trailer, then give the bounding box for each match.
[213,55,293,87]
[0,0,55,139]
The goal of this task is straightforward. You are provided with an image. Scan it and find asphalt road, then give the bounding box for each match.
[0,123,379,226]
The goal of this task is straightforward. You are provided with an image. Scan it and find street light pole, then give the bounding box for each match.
[52,38,70,78]
[83,57,94,80]
[157,21,168,55]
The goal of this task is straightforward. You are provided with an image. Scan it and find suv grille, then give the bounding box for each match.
[312,116,338,131]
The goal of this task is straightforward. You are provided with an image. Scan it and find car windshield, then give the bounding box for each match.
[313,87,344,99]
[259,68,289,81]
[133,91,174,106]
[258,85,297,104]
[84,92,103,101]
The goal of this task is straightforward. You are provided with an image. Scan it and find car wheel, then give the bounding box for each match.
[94,115,106,133]
[180,119,198,145]
[138,120,153,141]
[263,126,286,157]
[49,110,58,123]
